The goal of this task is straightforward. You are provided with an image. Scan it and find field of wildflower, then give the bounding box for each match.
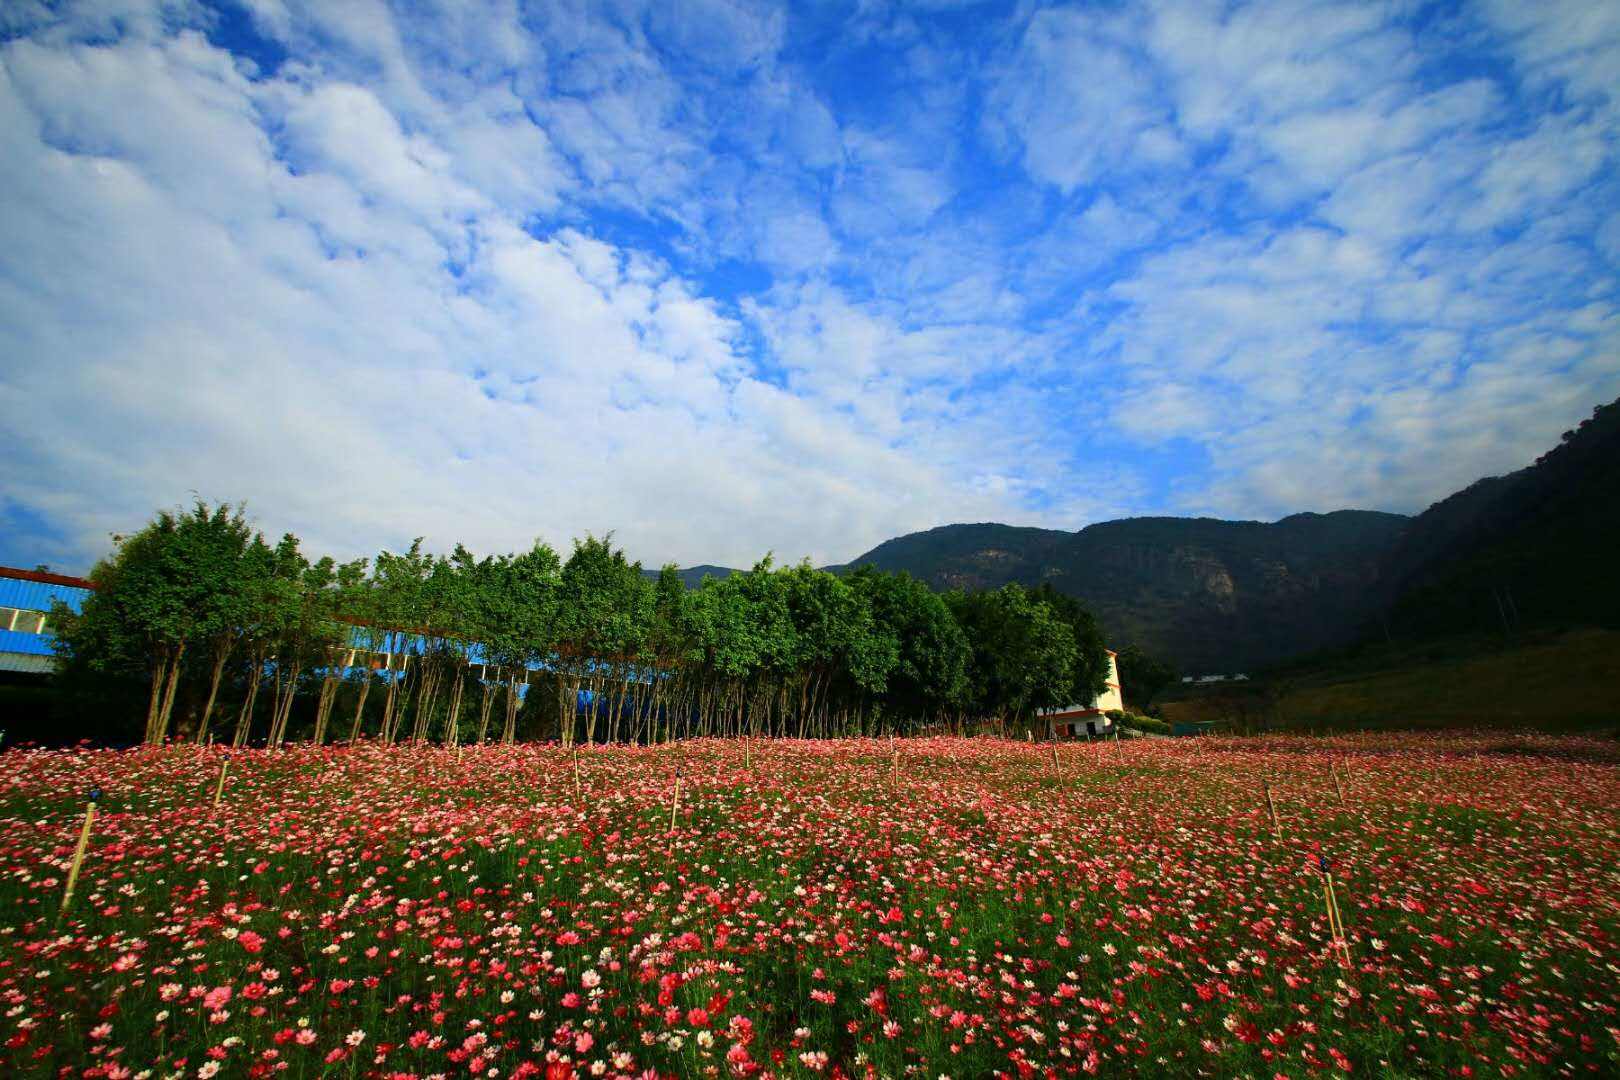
[1,734,1617,1079]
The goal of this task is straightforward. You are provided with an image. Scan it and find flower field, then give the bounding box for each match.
[2,736,1617,1079]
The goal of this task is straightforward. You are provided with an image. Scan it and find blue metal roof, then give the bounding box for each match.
[0,576,91,614]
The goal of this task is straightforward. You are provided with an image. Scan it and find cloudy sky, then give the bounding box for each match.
[2,0,1617,573]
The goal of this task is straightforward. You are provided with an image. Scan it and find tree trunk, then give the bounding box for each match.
[196,644,231,745]
[501,675,521,744]
[562,677,574,746]
[477,674,495,744]
[269,662,302,747]
[234,656,263,748]
[145,653,169,746]
[153,641,187,744]
[443,670,465,746]
[348,674,373,743]
[312,673,340,745]
[411,663,441,744]
[583,672,600,745]
[380,671,399,746]
[267,661,287,746]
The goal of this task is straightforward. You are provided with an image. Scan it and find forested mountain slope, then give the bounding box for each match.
[1379,396,1620,640]
[844,512,1408,672]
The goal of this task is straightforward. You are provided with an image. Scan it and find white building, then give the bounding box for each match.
[1038,650,1124,738]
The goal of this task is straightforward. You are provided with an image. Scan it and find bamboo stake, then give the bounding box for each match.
[212,755,230,809]
[1262,778,1282,836]
[1320,876,1340,960]
[890,735,899,788]
[572,749,582,803]
[1049,743,1061,778]
[1321,874,1343,938]
[59,788,100,915]
[668,766,682,834]
[1326,873,1352,966]
[1331,762,1347,808]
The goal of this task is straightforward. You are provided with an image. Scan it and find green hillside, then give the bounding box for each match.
[1159,628,1620,733]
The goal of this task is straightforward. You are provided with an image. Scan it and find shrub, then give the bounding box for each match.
[1125,713,1170,735]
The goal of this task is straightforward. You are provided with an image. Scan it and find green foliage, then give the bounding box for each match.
[847,566,968,722]
[55,503,1120,744]
[945,583,1078,730]
[1115,643,1177,707]
[1030,583,1110,705]
[1123,713,1170,735]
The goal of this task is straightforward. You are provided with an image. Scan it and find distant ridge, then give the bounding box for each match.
[843,511,1409,672]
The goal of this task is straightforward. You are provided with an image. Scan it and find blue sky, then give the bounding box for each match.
[1,0,1617,573]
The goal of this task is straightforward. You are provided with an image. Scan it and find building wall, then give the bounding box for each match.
[1096,651,1123,713]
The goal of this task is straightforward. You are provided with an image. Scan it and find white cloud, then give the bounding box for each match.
[0,10,1025,571]
[984,7,1183,192]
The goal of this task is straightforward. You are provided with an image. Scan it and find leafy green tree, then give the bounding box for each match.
[53,500,1116,746]
[642,565,693,742]
[946,584,1077,736]
[309,557,367,744]
[231,534,287,747]
[557,535,649,744]
[54,501,261,745]
[488,541,561,744]
[849,567,969,732]
[1115,644,1175,709]
[263,538,351,748]
[1030,583,1111,709]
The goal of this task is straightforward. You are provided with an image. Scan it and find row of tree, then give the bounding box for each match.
[55,502,1114,747]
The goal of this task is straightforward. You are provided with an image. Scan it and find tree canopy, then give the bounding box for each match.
[53,501,1115,746]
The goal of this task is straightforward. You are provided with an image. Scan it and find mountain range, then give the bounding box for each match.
[651,396,1620,673]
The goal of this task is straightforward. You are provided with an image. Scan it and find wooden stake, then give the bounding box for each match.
[1262,778,1282,836]
[744,739,751,771]
[668,766,682,834]
[59,788,100,915]
[890,735,899,788]
[1331,762,1347,808]
[572,749,582,803]
[1326,873,1352,966]
[1320,876,1341,960]
[212,755,230,809]
[1049,743,1061,778]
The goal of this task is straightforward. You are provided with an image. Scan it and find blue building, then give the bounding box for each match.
[0,565,93,674]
